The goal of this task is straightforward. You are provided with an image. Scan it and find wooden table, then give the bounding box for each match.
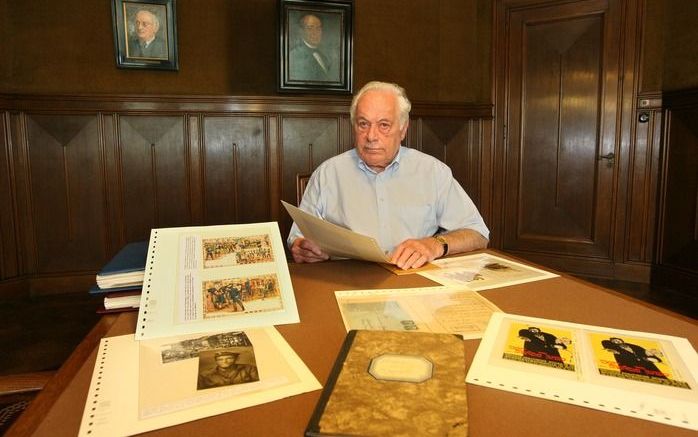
[8,252,698,436]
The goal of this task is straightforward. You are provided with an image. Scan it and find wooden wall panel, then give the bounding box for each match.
[0,94,493,294]
[657,108,698,269]
[279,117,341,238]
[492,0,647,281]
[23,114,107,273]
[625,95,662,263]
[202,116,268,225]
[653,89,698,297]
[507,10,607,250]
[420,118,482,206]
[118,115,191,242]
[0,113,19,280]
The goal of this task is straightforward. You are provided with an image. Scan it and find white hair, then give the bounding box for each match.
[349,81,412,129]
[136,9,160,32]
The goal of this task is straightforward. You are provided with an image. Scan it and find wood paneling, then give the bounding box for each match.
[118,115,190,241]
[493,0,649,281]
[503,2,614,257]
[202,116,268,225]
[417,118,483,207]
[625,94,662,263]
[279,116,342,238]
[1,0,492,103]
[0,113,19,280]
[0,94,492,294]
[654,89,698,297]
[658,108,698,266]
[22,114,107,273]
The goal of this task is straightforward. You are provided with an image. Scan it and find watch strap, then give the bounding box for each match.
[433,235,448,257]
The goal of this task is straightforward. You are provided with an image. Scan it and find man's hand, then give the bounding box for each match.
[389,237,442,270]
[389,229,488,270]
[290,237,330,263]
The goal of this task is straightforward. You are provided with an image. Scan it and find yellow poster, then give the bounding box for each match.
[589,333,691,389]
[502,322,575,371]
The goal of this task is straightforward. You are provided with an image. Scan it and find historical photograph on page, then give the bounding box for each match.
[502,322,576,371]
[202,274,281,318]
[202,234,274,268]
[137,327,320,421]
[160,331,253,363]
[135,223,299,340]
[197,348,260,390]
[420,253,558,290]
[335,286,501,339]
[589,332,691,389]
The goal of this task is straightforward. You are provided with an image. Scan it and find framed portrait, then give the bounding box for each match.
[278,0,353,93]
[111,0,179,70]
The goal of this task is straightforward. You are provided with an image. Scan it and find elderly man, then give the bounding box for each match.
[288,81,489,269]
[128,9,166,59]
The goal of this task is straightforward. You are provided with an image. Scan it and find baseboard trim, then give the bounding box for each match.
[500,250,650,282]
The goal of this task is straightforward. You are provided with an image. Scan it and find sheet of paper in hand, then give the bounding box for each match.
[282,200,390,263]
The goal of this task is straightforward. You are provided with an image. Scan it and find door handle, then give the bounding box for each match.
[598,152,615,167]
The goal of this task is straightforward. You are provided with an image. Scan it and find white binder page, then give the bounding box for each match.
[135,222,299,340]
[467,312,698,431]
[78,327,320,436]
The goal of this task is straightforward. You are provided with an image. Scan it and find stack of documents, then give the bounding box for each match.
[95,241,148,289]
[91,241,148,313]
[78,222,320,436]
[103,293,142,311]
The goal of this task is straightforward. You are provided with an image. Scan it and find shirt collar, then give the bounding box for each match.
[141,36,156,47]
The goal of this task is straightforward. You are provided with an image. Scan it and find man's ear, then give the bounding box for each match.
[399,121,409,140]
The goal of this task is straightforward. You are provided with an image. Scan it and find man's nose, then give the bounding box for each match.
[366,123,379,140]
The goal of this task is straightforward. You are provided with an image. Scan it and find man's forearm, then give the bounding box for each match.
[439,228,488,256]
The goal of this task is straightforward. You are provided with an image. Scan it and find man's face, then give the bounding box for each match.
[301,15,322,47]
[354,90,408,172]
[135,11,157,42]
[215,354,237,368]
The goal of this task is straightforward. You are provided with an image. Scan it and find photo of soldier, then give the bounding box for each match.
[197,349,259,390]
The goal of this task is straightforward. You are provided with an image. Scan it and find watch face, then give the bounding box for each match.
[434,236,448,256]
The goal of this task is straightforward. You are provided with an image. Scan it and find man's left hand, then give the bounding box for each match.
[389,237,442,270]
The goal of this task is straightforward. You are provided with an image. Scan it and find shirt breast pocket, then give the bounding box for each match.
[397,203,436,237]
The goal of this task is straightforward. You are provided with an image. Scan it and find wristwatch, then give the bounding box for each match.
[433,235,448,257]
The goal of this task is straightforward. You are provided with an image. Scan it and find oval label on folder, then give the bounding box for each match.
[368,354,433,383]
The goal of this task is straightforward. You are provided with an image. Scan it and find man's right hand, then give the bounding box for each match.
[290,237,330,263]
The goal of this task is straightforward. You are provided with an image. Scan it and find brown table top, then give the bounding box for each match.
[9,251,698,436]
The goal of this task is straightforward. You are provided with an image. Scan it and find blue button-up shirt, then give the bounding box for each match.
[287,146,489,253]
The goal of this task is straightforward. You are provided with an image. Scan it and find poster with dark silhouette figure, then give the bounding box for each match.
[503,323,575,371]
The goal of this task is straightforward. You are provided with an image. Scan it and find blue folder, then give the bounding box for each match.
[91,241,148,294]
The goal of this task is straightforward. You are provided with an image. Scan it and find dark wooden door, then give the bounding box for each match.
[500,0,622,263]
